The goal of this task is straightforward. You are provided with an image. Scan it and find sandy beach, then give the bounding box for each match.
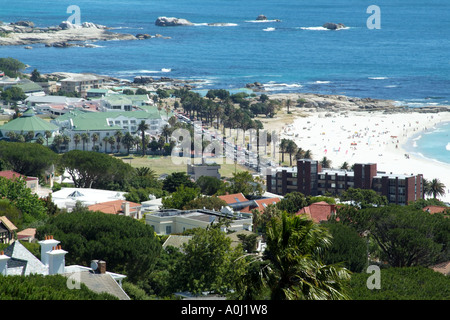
[278,109,450,203]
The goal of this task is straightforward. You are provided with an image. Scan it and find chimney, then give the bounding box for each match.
[38,235,60,266]
[0,250,10,276]
[98,260,106,274]
[122,202,130,216]
[48,245,67,275]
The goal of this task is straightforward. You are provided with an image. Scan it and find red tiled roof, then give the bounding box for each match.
[17,228,36,240]
[0,170,26,180]
[218,193,248,205]
[88,200,141,215]
[296,201,336,223]
[423,206,447,214]
[240,198,281,213]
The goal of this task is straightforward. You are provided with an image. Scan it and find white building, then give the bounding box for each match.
[145,208,253,235]
[0,237,129,299]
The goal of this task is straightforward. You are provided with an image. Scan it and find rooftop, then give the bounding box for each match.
[0,111,59,133]
[88,200,141,215]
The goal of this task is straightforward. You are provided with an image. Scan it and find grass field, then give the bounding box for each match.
[115,154,251,178]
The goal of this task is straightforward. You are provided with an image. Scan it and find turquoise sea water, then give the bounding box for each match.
[405,122,450,165]
[1,0,450,163]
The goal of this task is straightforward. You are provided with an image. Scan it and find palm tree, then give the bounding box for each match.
[253,213,351,300]
[114,130,123,153]
[36,136,44,145]
[295,147,305,160]
[303,149,312,160]
[91,133,99,151]
[44,130,52,146]
[424,178,446,199]
[122,132,134,155]
[62,134,71,152]
[102,136,109,153]
[108,136,116,154]
[81,133,89,151]
[137,120,150,157]
[161,124,171,143]
[53,134,63,153]
[320,156,332,168]
[6,131,17,142]
[286,99,292,114]
[73,134,81,150]
[286,140,298,166]
[280,138,288,164]
[340,162,350,170]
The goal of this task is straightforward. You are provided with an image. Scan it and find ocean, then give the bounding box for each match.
[1,0,450,162]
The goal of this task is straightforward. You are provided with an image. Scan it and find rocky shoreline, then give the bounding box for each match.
[267,92,450,114]
[0,21,169,47]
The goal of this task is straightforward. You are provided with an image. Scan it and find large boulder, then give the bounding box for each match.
[155,16,193,26]
[59,21,80,30]
[13,21,35,28]
[323,22,346,30]
[256,15,267,21]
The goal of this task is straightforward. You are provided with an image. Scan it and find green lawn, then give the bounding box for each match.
[115,154,251,178]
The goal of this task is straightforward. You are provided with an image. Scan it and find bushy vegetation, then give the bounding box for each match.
[36,209,161,283]
[0,274,117,300]
[349,267,450,300]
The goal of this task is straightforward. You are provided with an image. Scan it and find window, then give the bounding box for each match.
[165,225,172,234]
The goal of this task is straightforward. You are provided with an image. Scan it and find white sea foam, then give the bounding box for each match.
[263,82,302,91]
[263,27,275,32]
[446,143,450,151]
[315,81,331,84]
[299,26,350,31]
[245,19,281,23]
[368,77,388,80]
[299,26,328,31]
[116,68,171,75]
[193,22,238,27]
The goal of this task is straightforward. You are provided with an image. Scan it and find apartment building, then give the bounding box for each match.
[266,159,423,205]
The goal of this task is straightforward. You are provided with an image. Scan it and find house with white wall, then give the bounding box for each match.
[0,236,129,299]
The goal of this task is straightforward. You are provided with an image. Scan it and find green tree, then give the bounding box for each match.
[0,141,57,178]
[137,120,149,156]
[36,210,161,282]
[195,176,226,196]
[424,178,446,199]
[1,87,26,102]
[322,221,368,273]
[0,274,117,300]
[59,150,134,190]
[162,172,197,193]
[239,213,351,300]
[183,196,228,211]
[349,267,450,300]
[339,187,388,208]
[336,205,450,267]
[122,132,135,155]
[161,185,200,210]
[0,176,47,225]
[276,191,308,214]
[170,226,246,295]
[81,133,89,151]
[73,134,81,150]
[0,57,26,78]
[227,171,263,198]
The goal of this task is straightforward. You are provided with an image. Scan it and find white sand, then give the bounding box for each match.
[281,110,450,203]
